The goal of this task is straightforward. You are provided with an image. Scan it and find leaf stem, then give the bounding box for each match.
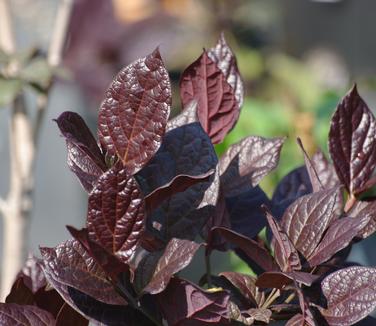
[284,292,296,304]
[344,194,357,213]
[205,253,213,288]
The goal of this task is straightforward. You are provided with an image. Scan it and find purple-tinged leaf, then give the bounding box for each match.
[209,227,278,272]
[0,303,55,325]
[348,201,376,239]
[220,136,285,197]
[144,170,214,213]
[136,122,218,241]
[246,308,272,324]
[55,303,88,326]
[297,138,324,192]
[281,187,339,259]
[67,287,154,326]
[98,49,171,174]
[219,272,264,307]
[329,85,376,195]
[40,239,125,305]
[87,164,145,262]
[320,266,376,326]
[256,271,319,289]
[157,278,230,325]
[6,277,35,305]
[180,51,238,144]
[137,238,201,295]
[226,186,271,240]
[308,216,370,267]
[207,32,244,108]
[264,208,301,272]
[166,100,198,131]
[312,150,340,190]
[56,111,106,192]
[286,313,315,326]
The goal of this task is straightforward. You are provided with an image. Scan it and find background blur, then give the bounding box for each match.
[1,0,375,282]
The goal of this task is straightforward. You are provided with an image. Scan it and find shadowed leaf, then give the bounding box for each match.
[320,266,376,326]
[87,164,145,263]
[220,136,284,197]
[256,271,319,289]
[180,51,238,144]
[308,216,370,267]
[98,49,171,174]
[329,85,376,195]
[348,201,376,239]
[157,278,230,325]
[55,111,106,192]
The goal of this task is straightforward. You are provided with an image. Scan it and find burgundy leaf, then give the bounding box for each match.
[348,201,376,239]
[157,278,230,325]
[87,164,145,262]
[320,266,376,326]
[329,85,376,195]
[55,111,106,192]
[180,51,238,144]
[136,122,218,241]
[226,186,271,241]
[264,209,301,272]
[246,308,272,324]
[167,100,198,131]
[207,32,244,108]
[220,136,284,197]
[209,227,278,272]
[286,313,315,326]
[308,216,370,267]
[281,187,339,259]
[144,170,214,213]
[312,149,340,190]
[40,239,125,305]
[0,303,55,325]
[219,272,264,307]
[98,49,171,174]
[5,277,35,306]
[256,271,319,289]
[137,238,201,294]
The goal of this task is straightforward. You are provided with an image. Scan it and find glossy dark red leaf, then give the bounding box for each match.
[348,201,376,239]
[209,227,278,272]
[157,278,230,325]
[220,136,284,197]
[40,239,125,305]
[281,187,339,259]
[144,170,214,213]
[308,216,370,267]
[312,149,340,190]
[136,122,218,241]
[98,49,171,174]
[264,209,301,272]
[320,266,376,326]
[87,164,145,262]
[256,271,319,289]
[56,111,107,192]
[329,85,376,195]
[180,51,238,144]
[219,272,264,307]
[207,32,244,108]
[0,303,55,325]
[136,238,201,294]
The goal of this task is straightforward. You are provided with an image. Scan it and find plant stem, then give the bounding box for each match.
[205,253,213,288]
[284,292,296,304]
[344,194,357,213]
